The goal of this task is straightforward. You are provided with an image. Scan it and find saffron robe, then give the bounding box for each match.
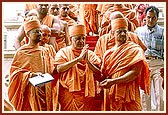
[8,45,55,111]
[94,31,147,60]
[54,45,101,111]
[101,41,150,111]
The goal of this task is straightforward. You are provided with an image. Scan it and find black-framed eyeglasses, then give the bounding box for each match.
[72,36,86,41]
[115,29,127,34]
[51,7,59,10]
[31,30,42,34]
[38,4,49,8]
[62,7,69,11]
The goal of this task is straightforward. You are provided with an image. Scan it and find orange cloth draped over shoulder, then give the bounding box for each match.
[54,45,101,110]
[94,30,146,60]
[8,17,55,111]
[4,99,15,111]
[44,44,56,58]
[41,14,54,28]
[100,4,139,36]
[25,4,37,11]
[8,45,55,111]
[101,41,150,110]
[98,4,134,16]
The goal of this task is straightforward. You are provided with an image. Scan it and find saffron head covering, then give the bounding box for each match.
[111,18,128,32]
[69,24,86,37]
[24,16,41,34]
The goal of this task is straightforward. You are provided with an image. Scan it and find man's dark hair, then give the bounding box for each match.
[145,6,159,18]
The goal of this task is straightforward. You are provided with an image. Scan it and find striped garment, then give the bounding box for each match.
[134,24,164,59]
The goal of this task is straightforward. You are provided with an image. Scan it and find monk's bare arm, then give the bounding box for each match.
[57,57,80,73]
[63,21,70,46]
[57,47,87,73]
[13,24,26,49]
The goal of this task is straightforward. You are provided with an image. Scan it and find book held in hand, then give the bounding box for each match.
[29,73,54,87]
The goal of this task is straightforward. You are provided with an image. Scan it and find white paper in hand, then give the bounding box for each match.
[29,73,54,87]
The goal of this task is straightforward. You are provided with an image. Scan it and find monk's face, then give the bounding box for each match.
[28,28,42,44]
[49,4,60,16]
[71,35,86,50]
[37,4,49,15]
[114,28,127,44]
[60,5,70,17]
[146,11,158,28]
[41,28,51,44]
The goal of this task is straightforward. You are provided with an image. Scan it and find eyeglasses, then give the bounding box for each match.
[62,7,69,11]
[115,29,127,34]
[42,33,51,37]
[30,30,42,34]
[38,4,49,8]
[51,8,59,10]
[72,36,86,41]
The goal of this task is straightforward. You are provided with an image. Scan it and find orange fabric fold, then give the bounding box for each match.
[8,45,55,111]
[25,4,37,11]
[54,45,101,97]
[101,41,150,110]
[41,14,54,28]
[54,45,101,110]
[99,5,139,36]
[94,31,147,60]
[102,41,150,95]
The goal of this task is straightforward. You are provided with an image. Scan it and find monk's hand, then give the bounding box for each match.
[99,79,113,89]
[84,44,89,62]
[32,72,43,77]
[78,44,89,61]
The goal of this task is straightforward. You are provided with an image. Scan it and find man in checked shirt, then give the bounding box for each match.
[135,5,164,111]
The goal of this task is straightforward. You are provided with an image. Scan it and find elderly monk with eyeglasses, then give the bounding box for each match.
[94,11,147,60]
[99,14,150,111]
[8,16,55,111]
[53,24,103,111]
